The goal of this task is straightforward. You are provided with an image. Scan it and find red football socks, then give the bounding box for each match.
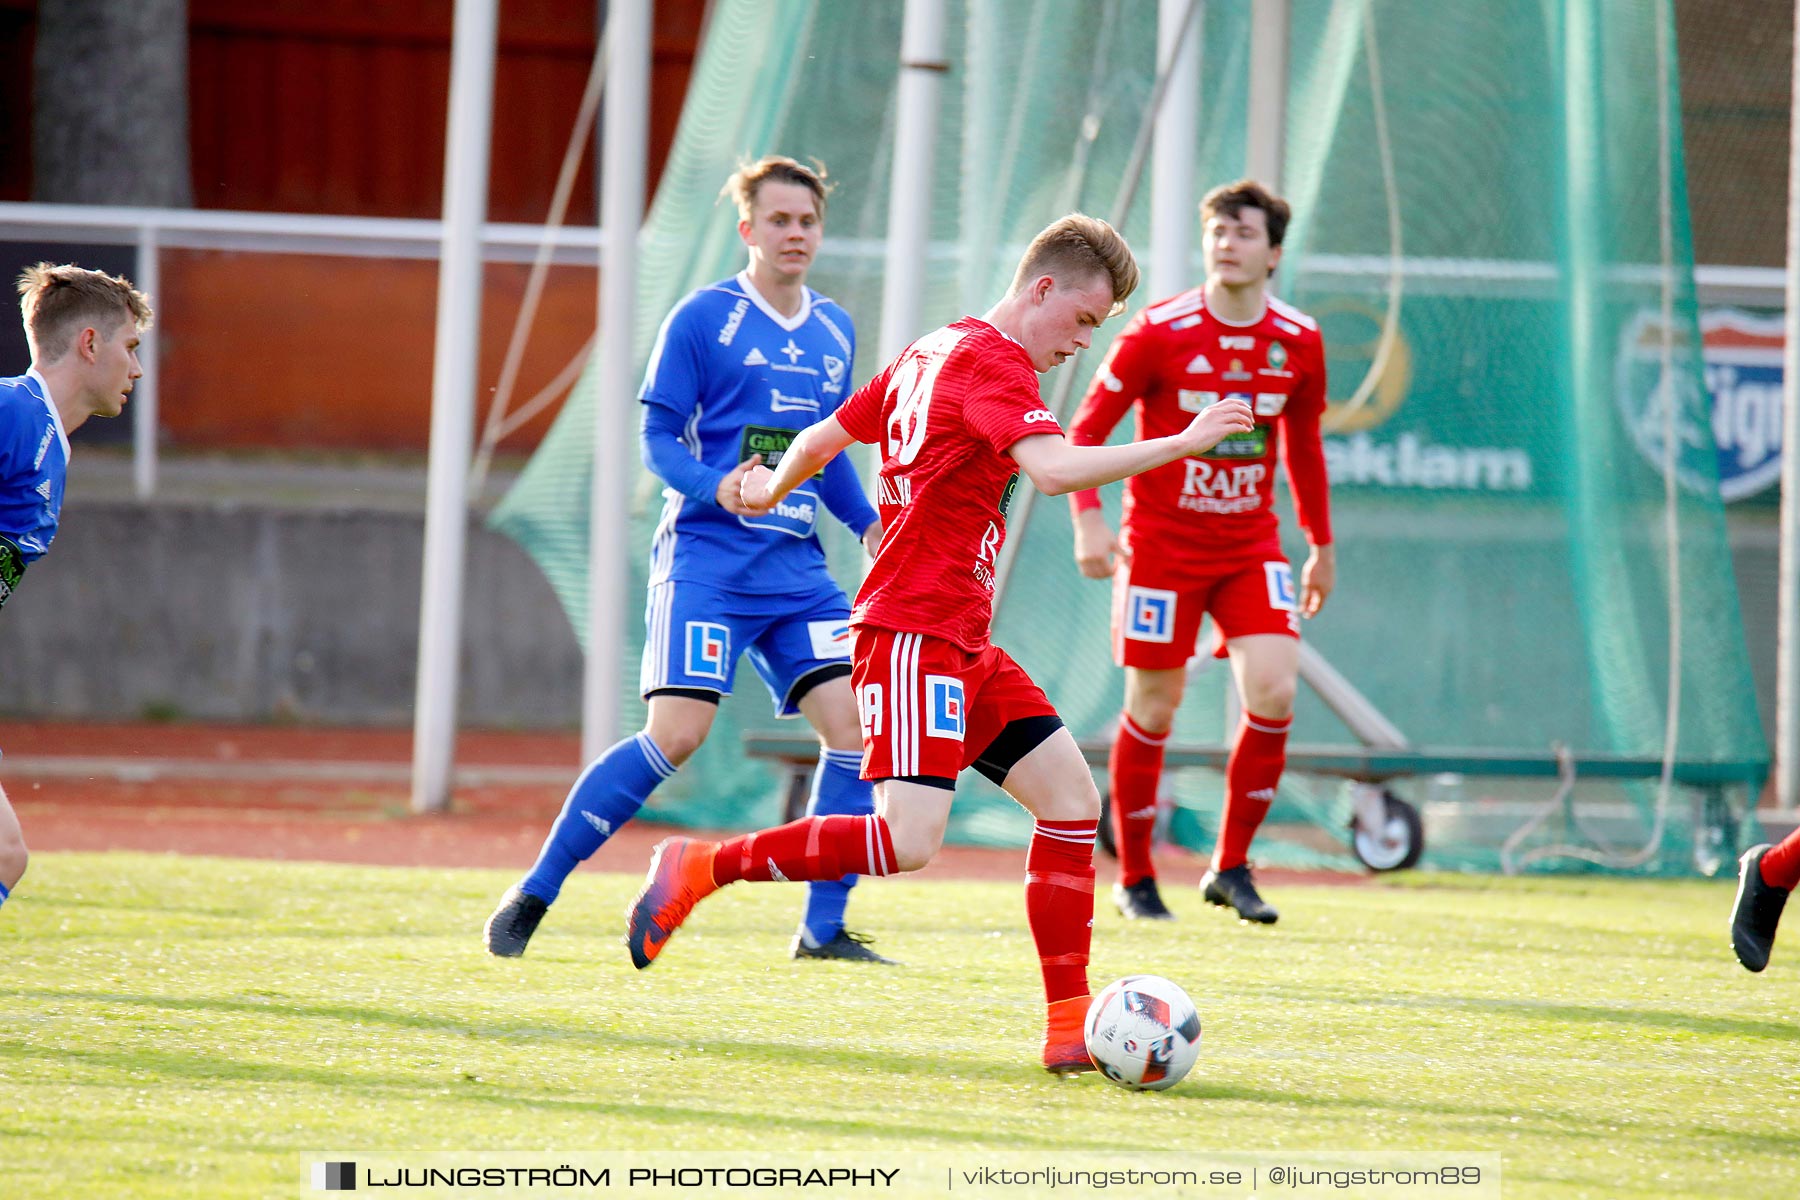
[712,814,896,885]
[1759,827,1800,891]
[1026,819,1098,1005]
[1213,711,1291,872]
[1109,713,1167,887]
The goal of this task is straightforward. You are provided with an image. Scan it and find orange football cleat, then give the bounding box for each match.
[625,837,721,969]
[1041,994,1097,1075]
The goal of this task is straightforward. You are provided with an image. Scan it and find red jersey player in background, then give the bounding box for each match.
[623,214,1254,1075]
[1068,180,1333,926]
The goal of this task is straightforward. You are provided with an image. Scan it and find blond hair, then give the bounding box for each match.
[721,155,831,222]
[1008,214,1139,316]
[18,262,153,365]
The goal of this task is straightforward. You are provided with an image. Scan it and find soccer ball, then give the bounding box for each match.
[1083,975,1202,1091]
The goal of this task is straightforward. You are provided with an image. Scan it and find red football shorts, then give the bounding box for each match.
[850,626,1059,781]
[1110,555,1300,670]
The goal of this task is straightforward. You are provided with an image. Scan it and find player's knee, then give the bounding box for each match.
[815,713,863,755]
[1125,693,1178,734]
[886,821,944,873]
[890,836,937,874]
[1244,676,1296,720]
[1061,775,1102,823]
[646,724,707,767]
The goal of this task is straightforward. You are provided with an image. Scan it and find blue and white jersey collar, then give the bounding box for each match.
[735,270,813,332]
[25,367,71,464]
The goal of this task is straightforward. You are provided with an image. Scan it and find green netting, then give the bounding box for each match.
[490,0,1769,876]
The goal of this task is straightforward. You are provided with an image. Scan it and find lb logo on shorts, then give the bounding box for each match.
[807,619,852,660]
[684,621,730,680]
[1264,562,1297,612]
[1125,585,1177,644]
[926,675,966,740]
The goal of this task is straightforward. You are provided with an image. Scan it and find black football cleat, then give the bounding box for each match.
[1731,844,1789,973]
[1113,877,1176,920]
[791,929,899,964]
[1201,864,1279,924]
[484,887,549,957]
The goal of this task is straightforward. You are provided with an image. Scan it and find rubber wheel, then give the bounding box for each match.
[1350,789,1424,872]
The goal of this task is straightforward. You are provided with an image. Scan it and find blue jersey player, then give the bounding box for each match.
[0,263,153,912]
[485,157,893,962]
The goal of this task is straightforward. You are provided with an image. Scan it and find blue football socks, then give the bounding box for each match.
[519,732,676,904]
[0,879,9,909]
[798,747,874,945]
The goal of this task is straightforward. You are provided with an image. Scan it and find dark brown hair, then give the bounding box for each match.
[1201,179,1292,248]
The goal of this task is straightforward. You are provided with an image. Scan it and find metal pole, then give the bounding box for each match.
[411,0,498,813]
[1778,0,1800,809]
[1150,0,1202,302]
[1246,0,1291,191]
[132,225,159,498]
[878,0,948,366]
[582,0,649,762]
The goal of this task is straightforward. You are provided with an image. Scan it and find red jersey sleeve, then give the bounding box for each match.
[959,342,1060,452]
[1067,312,1156,513]
[1279,328,1332,546]
[835,360,894,445]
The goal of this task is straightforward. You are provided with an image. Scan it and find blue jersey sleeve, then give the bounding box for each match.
[811,301,875,535]
[640,402,727,506]
[639,295,708,414]
[638,297,727,505]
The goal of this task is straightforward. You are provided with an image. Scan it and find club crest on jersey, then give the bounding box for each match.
[1185,354,1214,375]
[769,387,820,414]
[742,346,769,366]
[684,622,730,680]
[822,355,847,394]
[925,675,966,740]
[1265,342,1289,372]
[807,619,852,660]
[1125,586,1177,644]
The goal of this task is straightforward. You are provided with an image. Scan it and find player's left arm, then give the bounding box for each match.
[741,415,857,516]
[1282,331,1334,617]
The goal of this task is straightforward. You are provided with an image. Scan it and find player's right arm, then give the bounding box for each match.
[1011,395,1254,497]
[741,357,894,517]
[1067,315,1153,578]
[636,296,764,513]
[740,416,856,515]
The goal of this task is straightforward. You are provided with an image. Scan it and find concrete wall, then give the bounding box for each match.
[0,496,582,728]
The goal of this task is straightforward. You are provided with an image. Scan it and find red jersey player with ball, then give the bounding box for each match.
[1068,180,1334,926]
[623,214,1253,1075]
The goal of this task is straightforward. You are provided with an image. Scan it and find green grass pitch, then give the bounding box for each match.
[2,852,1796,1198]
